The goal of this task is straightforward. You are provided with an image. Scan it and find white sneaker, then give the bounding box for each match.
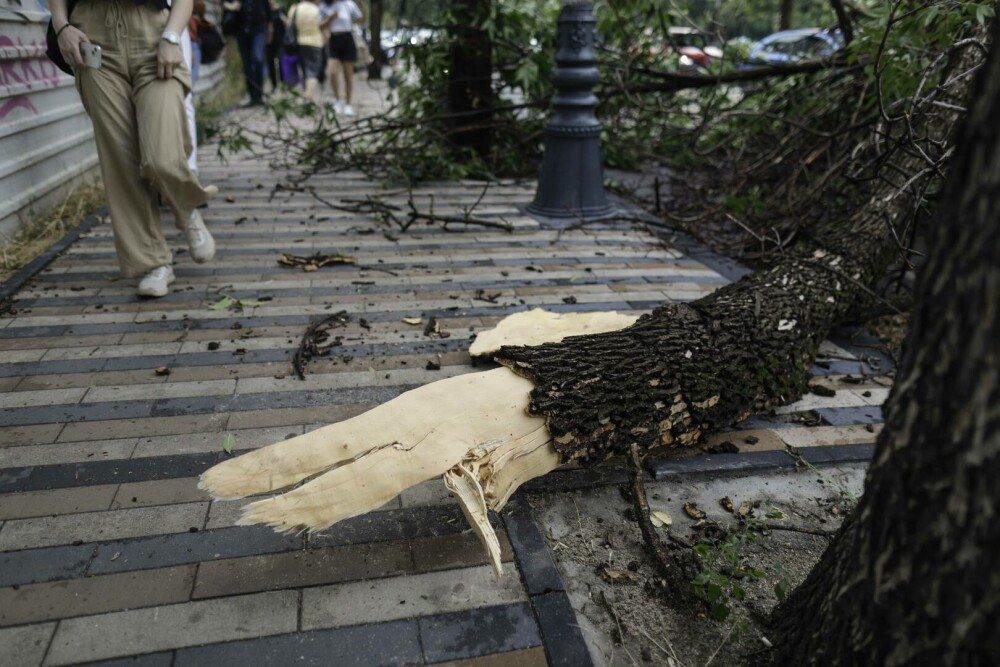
[185,209,216,263]
[332,100,344,114]
[137,265,175,297]
[342,104,355,116]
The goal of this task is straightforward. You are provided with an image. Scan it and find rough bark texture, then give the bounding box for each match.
[766,25,1000,666]
[446,0,493,157]
[495,212,890,463]
[368,0,384,80]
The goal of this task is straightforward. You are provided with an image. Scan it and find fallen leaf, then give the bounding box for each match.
[650,510,673,527]
[720,497,735,513]
[208,295,236,310]
[110,551,121,561]
[402,317,423,325]
[602,567,638,584]
[737,501,753,517]
[683,502,706,520]
[225,195,235,203]
[222,434,235,455]
[154,366,171,376]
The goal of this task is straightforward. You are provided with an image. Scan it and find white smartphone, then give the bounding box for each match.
[80,42,102,69]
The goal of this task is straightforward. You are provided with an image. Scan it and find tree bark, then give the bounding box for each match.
[446,0,493,157]
[494,190,896,463]
[779,0,795,31]
[368,0,384,80]
[766,23,1000,665]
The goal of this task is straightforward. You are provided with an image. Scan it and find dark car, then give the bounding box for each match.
[747,28,843,66]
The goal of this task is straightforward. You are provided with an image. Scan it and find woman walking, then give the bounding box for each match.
[287,0,325,103]
[323,0,363,115]
[51,0,217,297]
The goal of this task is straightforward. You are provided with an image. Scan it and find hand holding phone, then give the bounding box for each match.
[80,42,102,69]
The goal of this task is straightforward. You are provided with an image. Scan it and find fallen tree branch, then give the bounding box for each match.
[612,59,859,95]
[291,311,350,380]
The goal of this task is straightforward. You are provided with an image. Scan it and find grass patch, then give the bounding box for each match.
[196,43,247,144]
[0,182,105,283]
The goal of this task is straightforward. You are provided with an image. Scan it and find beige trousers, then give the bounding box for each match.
[71,0,211,278]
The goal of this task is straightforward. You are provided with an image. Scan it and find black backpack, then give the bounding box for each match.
[199,22,226,65]
[282,6,299,54]
[45,0,79,76]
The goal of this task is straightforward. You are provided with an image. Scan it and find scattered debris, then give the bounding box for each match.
[744,435,760,445]
[278,252,357,272]
[425,360,441,371]
[207,342,220,351]
[683,502,707,520]
[562,296,578,304]
[474,289,501,303]
[810,384,837,397]
[292,311,350,380]
[154,366,171,376]
[706,440,740,454]
[402,317,422,325]
[208,294,266,312]
[602,566,639,584]
[222,434,235,455]
[649,510,673,527]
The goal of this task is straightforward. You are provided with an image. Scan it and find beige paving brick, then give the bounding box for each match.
[0,423,64,447]
[58,413,228,443]
[0,622,56,666]
[15,369,170,391]
[0,377,21,392]
[773,389,869,414]
[40,342,183,362]
[301,564,525,631]
[235,364,471,395]
[225,403,374,431]
[0,485,117,520]
[776,424,882,448]
[0,565,196,627]
[0,387,88,409]
[0,438,136,468]
[852,387,891,405]
[159,362,285,383]
[435,647,548,667]
[112,478,209,509]
[193,541,413,599]
[82,379,236,404]
[0,348,48,363]
[0,334,122,351]
[44,591,298,666]
[703,429,787,452]
[0,502,209,551]
[132,425,303,459]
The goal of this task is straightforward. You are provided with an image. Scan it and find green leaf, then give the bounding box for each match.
[208,295,236,311]
[711,603,730,622]
[222,434,235,455]
[707,583,723,602]
[775,578,789,601]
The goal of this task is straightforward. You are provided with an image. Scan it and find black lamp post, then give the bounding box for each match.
[527,1,614,220]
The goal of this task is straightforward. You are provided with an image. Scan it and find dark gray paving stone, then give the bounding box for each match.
[81,651,174,666]
[418,602,540,664]
[0,401,152,427]
[502,501,564,596]
[531,592,594,667]
[0,543,95,587]
[309,504,471,548]
[173,621,422,667]
[0,357,106,379]
[89,525,302,576]
[817,406,884,425]
[1,452,222,493]
[647,444,874,481]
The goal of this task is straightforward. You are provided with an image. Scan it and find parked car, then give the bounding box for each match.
[747,28,843,66]
[647,27,724,73]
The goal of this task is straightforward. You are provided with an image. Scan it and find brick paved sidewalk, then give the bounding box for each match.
[0,80,893,666]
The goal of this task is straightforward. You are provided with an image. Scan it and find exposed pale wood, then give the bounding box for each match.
[469,307,638,357]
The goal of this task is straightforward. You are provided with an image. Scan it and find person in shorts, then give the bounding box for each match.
[323,0,363,115]
[287,0,324,102]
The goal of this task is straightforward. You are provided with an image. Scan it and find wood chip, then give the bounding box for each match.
[683,502,706,520]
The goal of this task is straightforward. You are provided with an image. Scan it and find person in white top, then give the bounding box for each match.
[321,0,364,115]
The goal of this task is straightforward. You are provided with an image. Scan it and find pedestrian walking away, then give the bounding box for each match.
[49,0,217,297]
[323,0,363,115]
[267,0,287,91]
[222,0,272,106]
[286,0,324,103]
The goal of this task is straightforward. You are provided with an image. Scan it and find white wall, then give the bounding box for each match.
[0,0,225,237]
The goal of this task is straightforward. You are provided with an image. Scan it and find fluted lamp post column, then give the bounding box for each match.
[527,1,614,220]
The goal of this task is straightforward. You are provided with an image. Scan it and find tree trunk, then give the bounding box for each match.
[766,24,1000,665]
[446,0,493,158]
[779,0,795,31]
[494,185,897,463]
[368,0,384,80]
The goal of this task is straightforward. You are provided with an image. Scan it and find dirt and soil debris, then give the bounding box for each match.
[529,463,865,666]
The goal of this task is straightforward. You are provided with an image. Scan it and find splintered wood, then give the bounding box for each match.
[200,309,634,577]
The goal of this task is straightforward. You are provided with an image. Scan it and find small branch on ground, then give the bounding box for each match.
[291,311,350,380]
